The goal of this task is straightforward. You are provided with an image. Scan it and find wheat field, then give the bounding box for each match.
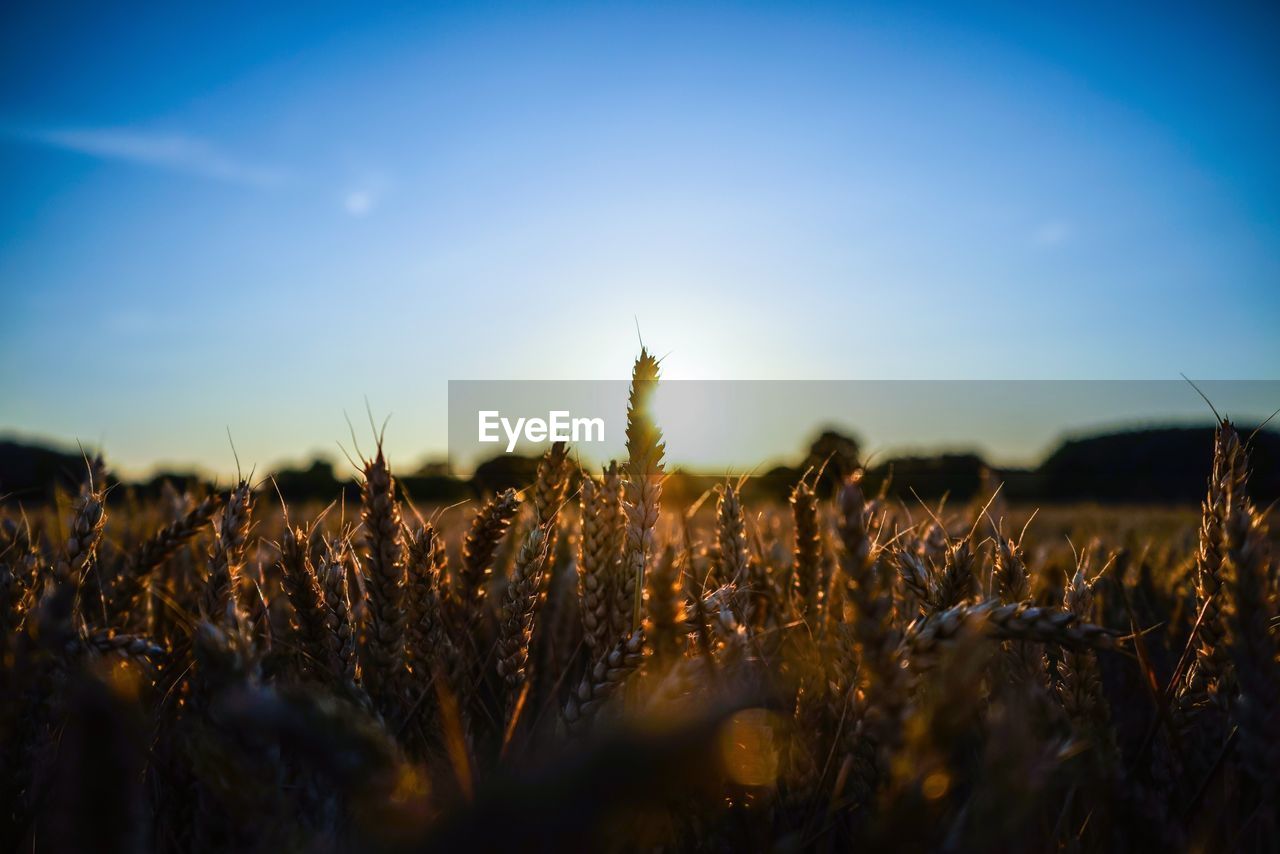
[1,351,1277,852]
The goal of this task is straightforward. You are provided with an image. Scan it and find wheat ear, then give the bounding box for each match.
[360,447,409,718]
[496,526,550,718]
[619,349,664,637]
[579,467,622,653]
[278,521,328,676]
[790,478,822,621]
[562,630,645,736]
[459,489,520,610]
[201,481,252,623]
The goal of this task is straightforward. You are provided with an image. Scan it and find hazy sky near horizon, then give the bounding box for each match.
[2,1,1278,477]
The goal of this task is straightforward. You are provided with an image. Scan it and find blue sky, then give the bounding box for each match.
[1,1,1278,476]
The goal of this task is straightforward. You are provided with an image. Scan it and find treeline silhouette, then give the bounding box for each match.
[2,425,1277,508]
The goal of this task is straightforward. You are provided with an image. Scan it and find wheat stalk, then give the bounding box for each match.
[112,494,221,616]
[317,536,359,688]
[578,469,620,653]
[1220,465,1280,790]
[460,488,520,610]
[644,543,684,663]
[404,524,448,679]
[904,599,1116,669]
[84,629,165,661]
[278,521,328,676]
[201,481,253,623]
[1055,553,1119,771]
[562,629,645,736]
[496,526,550,719]
[790,478,823,621]
[359,448,409,718]
[619,349,664,636]
[992,532,1048,692]
[931,538,976,612]
[57,478,106,587]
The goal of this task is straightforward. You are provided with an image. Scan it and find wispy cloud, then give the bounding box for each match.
[1032,220,1072,248]
[344,189,376,216]
[6,125,289,188]
[342,172,390,217]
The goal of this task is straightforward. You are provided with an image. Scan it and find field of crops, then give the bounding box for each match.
[2,350,1276,852]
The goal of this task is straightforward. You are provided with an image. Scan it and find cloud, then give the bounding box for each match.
[12,123,394,215]
[1032,220,1072,248]
[341,172,390,217]
[344,190,375,216]
[6,125,289,188]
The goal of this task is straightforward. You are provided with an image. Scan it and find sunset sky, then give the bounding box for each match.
[2,2,1278,476]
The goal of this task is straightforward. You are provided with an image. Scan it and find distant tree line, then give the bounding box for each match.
[2,424,1277,507]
